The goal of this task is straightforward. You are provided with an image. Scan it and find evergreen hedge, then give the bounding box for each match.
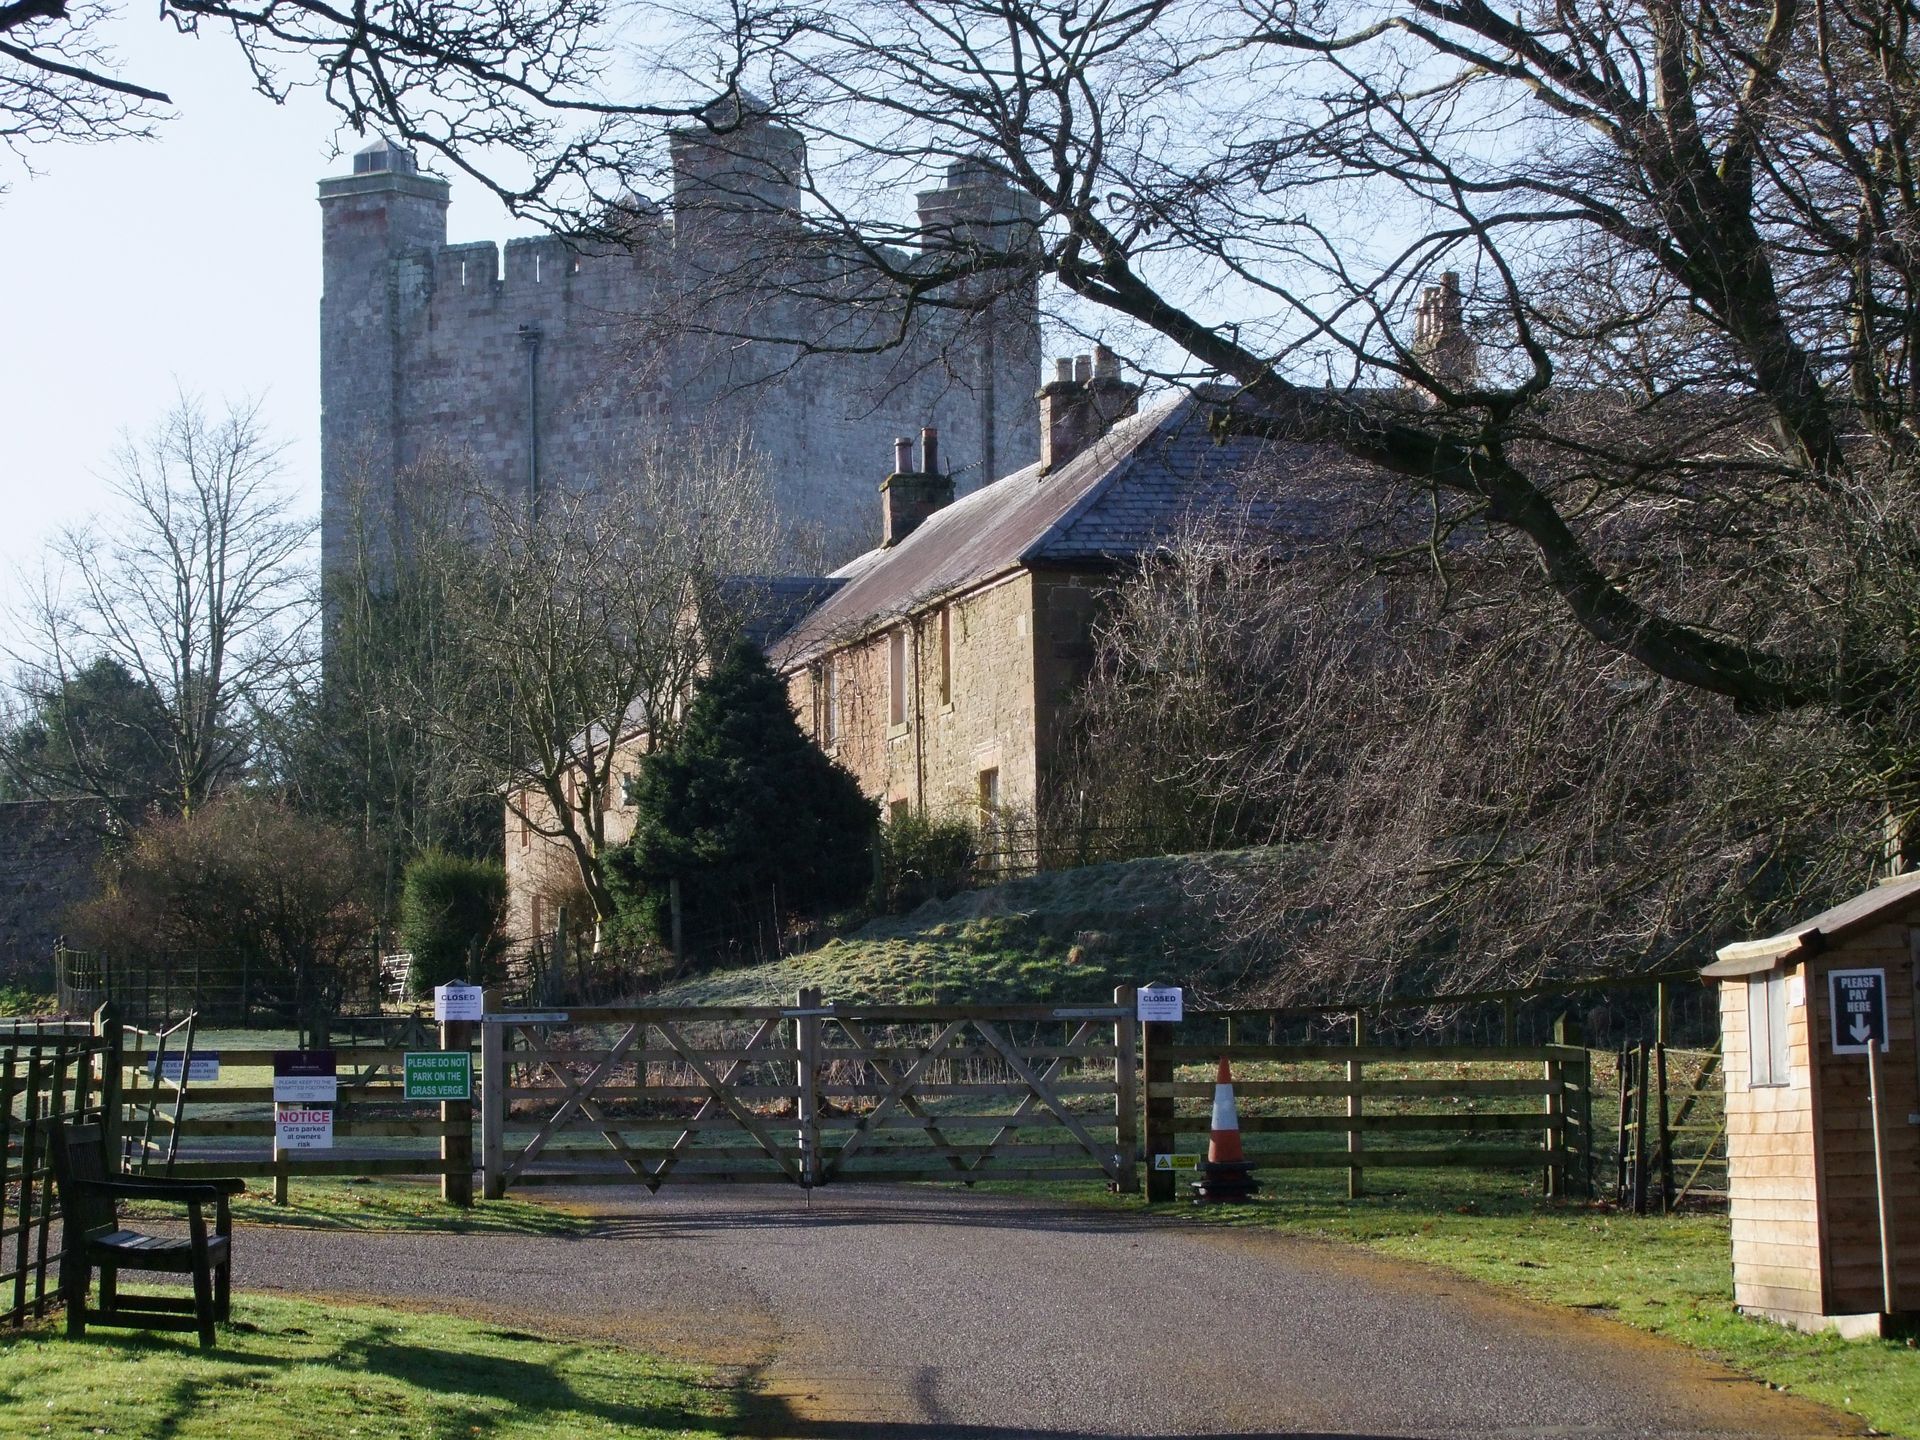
[397,849,508,995]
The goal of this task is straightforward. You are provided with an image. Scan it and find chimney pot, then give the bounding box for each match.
[1038,351,1141,474]
[1408,271,1476,397]
[893,436,913,473]
[919,426,939,475]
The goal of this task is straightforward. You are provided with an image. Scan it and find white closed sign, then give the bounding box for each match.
[1137,985,1184,1023]
[434,983,485,1022]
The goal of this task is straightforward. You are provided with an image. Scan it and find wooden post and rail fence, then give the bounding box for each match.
[4,982,1719,1228]
[1142,1010,1593,1203]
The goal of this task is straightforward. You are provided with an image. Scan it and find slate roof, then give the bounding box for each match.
[773,387,1385,669]
[572,575,845,754]
[1706,869,1920,974]
[716,575,847,650]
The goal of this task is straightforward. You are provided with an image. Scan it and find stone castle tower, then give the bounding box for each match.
[318,106,1041,588]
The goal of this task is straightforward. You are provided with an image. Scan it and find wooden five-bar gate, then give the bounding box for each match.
[481,990,1138,1194]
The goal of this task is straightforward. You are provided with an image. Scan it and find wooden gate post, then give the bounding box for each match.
[441,998,476,1207]
[795,987,822,1187]
[1113,986,1138,1194]
[1655,1041,1674,1212]
[1347,1011,1366,1199]
[481,996,505,1200]
[1632,1043,1651,1215]
[92,1002,122,1170]
[1142,1002,1175,1203]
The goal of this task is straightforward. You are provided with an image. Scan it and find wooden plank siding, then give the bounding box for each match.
[1720,914,1920,1326]
[1721,962,1825,1321]
[1808,927,1920,1315]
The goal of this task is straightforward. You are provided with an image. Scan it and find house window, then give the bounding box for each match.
[531,894,546,937]
[978,767,1001,869]
[939,606,953,707]
[820,659,839,747]
[889,798,911,826]
[889,628,908,726]
[518,804,530,850]
[1747,971,1791,1086]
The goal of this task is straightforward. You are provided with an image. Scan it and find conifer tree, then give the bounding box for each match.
[614,640,875,957]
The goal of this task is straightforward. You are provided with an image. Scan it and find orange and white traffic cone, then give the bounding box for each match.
[1192,1055,1260,1202]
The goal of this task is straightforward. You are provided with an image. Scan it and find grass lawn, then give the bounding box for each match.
[129,1177,598,1237]
[0,1295,755,1438]
[1054,1168,1920,1438]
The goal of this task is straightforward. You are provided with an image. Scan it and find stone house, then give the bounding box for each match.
[501,323,1434,939]
[768,350,1312,843]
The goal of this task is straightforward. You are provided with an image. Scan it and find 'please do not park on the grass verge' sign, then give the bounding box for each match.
[404,1051,473,1102]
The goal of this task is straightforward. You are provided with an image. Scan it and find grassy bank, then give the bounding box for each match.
[1068,1169,1918,1437]
[652,848,1288,1006]
[0,1295,753,1438]
[128,1177,597,1236]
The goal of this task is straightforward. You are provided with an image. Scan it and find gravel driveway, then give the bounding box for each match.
[244,1184,1858,1439]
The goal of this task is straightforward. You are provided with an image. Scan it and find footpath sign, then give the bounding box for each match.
[274,1105,334,1150]
[149,1052,220,1084]
[1829,968,1890,1054]
[1137,985,1184,1023]
[273,1051,339,1103]
[404,1051,473,1102]
[435,983,485,1022]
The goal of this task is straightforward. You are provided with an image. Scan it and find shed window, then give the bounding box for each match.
[889,629,908,726]
[1747,971,1791,1086]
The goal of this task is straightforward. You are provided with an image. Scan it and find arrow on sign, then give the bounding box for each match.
[1851,1017,1873,1044]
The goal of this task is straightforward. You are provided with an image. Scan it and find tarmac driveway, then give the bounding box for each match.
[245,1184,1859,1439]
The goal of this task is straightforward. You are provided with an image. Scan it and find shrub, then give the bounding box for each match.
[610,640,876,960]
[68,795,373,1016]
[397,849,509,995]
[876,809,977,913]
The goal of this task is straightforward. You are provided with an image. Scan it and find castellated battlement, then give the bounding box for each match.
[320,119,1039,599]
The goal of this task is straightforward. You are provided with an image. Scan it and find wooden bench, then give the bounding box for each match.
[48,1122,243,1348]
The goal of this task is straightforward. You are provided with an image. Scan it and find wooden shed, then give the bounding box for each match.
[1706,873,1920,1335]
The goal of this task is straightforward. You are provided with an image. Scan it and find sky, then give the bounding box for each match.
[0,15,540,641]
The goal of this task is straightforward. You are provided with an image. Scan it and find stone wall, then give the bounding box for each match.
[502,740,645,944]
[0,800,110,988]
[786,567,1113,829]
[321,135,1042,594]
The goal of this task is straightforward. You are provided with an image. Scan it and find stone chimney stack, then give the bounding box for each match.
[1037,343,1140,474]
[1408,271,1476,393]
[881,427,955,547]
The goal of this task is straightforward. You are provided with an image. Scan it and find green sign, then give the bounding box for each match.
[404,1051,472,1101]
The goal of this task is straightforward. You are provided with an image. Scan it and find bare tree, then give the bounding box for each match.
[0,0,714,205]
[595,0,1920,886]
[4,394,314,825]
[275,451,500,893]
[368,427,784,927]
[1062,511,1881,999]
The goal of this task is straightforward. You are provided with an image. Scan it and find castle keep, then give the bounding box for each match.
[318,107,1041,588]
